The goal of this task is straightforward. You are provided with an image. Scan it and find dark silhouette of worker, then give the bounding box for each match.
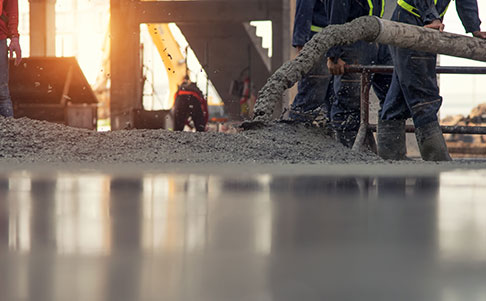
[173,76,208,132]
[290,0,332,123]
[0,0,22,117]
[379,0,485,161]
[325,0,391,147]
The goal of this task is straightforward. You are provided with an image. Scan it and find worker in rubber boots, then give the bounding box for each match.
[326,0,392,147]
[0,0,21,117]
[379,0,486,161]
[173,76,208,132]
[290,0,333,123]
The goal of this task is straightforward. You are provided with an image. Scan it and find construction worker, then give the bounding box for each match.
[326,0,392,147]
[290,0,332,123]
[0,0,21,117]
[173,76,208,132]
[379,0,486,161]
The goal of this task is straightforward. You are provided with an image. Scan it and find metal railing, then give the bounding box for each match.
[345,65,486,152]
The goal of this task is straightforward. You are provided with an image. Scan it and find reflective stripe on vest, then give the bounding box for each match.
[176,90,205,105]
[397,0,451,18]
[368,0,385,17]
[310,25,323,33]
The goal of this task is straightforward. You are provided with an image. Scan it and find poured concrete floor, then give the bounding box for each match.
[1,166,486,301]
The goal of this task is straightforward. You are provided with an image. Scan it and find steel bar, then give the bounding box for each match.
[345,65,486,74]
[352,72,373,152]
[367,124,486,135]
[350,62,486,152]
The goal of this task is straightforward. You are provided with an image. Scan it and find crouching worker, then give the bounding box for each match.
[173,76,208,132]
[379,0,486,161]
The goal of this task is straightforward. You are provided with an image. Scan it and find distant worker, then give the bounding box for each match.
[173,76,208,132]
[289,0,332,123]
[326,0,392,147]
[379,0,486,161]
[0,0,21,117]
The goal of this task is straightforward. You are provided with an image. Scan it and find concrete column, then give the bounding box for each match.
[110,0,142,129]
[29,0,56,57]
[271,0,291,118]
[288,0,298,111]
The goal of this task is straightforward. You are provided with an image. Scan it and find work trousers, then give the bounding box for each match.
[0,39,13,117]
[290,32,333,122]
[330,41,392,141]
[173,95,206,132]
[380,7,442,128]
[290,54,333,121]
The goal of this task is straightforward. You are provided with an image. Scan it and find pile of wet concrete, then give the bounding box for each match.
[0,117,381,164]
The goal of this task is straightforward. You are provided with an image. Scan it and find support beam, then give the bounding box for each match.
[110,0,142,129]
[270,0,291,118]
[134,0,276,23]
[29,0,56,56]
[110,0,290,128]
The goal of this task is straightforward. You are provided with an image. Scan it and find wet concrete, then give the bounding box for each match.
[2,168,486,300]
[0,117,379,164]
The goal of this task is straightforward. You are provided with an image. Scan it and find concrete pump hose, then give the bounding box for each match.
[253,16,486,122]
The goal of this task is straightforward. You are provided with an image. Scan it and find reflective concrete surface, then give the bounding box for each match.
[2,170,486,300]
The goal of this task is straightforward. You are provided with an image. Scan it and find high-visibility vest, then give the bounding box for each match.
[367,0,386,18]
[311,0,385,33]
[397,0,451,18]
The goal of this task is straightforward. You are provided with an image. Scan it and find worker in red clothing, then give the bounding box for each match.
[0,0,21,117]
[173,76,208,132]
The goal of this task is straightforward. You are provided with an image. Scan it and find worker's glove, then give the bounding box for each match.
[472,31,486,39]
[8,37,22,66]
[327,57,347,75]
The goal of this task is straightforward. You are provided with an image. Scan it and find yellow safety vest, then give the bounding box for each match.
[367,0,386,18]
[311,25,324,33]
[397,0,451,18]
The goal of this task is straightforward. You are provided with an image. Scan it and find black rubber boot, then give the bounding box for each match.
[377,119,408,160]
[415,120,452,161]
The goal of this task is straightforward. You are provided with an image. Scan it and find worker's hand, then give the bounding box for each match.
[327,57,347,75]
[8,37,22,66]
[472,31,486,39]
[424,19,445,32]
[294,46,303,58]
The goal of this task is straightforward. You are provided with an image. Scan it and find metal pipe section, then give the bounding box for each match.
[376,19,486,63]
[253,16,486,122]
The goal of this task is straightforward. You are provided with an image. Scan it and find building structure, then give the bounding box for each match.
[109,0,293,129]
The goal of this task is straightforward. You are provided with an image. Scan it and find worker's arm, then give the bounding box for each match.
[4,0,19,39]
[326,0,351,61]
[292,0,317,50]
[409,0,441,25]
[325,0,352,75]
[455,0,485,38]
[5,0,21,65]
